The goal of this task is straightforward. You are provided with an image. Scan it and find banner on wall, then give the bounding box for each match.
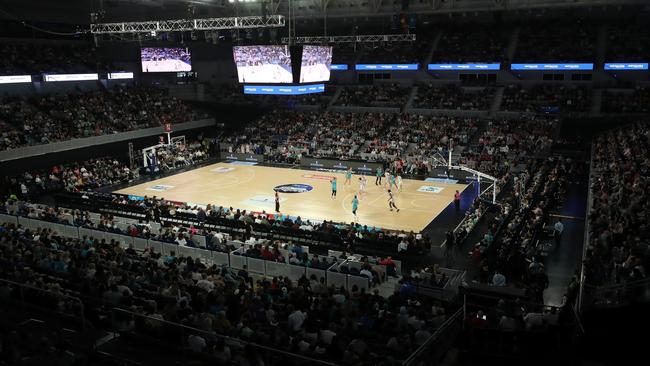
[300,157,383,174]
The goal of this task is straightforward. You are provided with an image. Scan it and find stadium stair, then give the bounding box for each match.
[424,31,444,65]
[506,26,520,63]
[326,86,343,110]
[589,89,602,117]
[404,85,419,111]
[595,24,607,68]
[488,86,505,117]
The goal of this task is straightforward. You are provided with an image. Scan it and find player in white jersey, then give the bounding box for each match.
[384,171,391,190]
[358,176,367,196]
[396,175,403,192]
[388,190,400,212]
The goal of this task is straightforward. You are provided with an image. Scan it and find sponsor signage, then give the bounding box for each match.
[425,177,459,184]
[330,64,349,70]
[221,152,265,162]
[243,84,325,95]
[146,185,174,192]
[302,174,335,180]
[510,63,594,70]
[0,75,31,84]
[604,63,648,70]
[212,167,235,173]
[417,186,444,193]
[273,184,314,194]
[355,64,419,71]
[108,72,134,79]
[428,63,501,70]
[44,73,99,82]
[300,157,383,174]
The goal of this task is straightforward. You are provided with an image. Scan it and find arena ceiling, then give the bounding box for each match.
[1,0,649,27]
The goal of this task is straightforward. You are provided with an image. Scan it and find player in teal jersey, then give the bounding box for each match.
[375,167,383,185]
[390,174,397,190]
[352,195,359,219]
[344,168,353,185]
[331,177,337,199]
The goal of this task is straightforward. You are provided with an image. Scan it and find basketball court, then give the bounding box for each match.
[114,162,468,232]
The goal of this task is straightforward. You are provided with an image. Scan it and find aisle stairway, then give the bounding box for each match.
[488,86,505,117]
[506,26,520,62]
[424,31,444,65]
[404,85,419,111]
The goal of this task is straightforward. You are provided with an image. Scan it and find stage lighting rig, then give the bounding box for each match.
[90,15,284,35]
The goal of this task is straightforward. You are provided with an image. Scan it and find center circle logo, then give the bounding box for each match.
[274,184,313,194]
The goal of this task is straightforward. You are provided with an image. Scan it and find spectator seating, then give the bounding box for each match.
[413,84,495,111]
[335,84,410,108]
[0,41,112,74]
[0,86,199,151]
[501,85,591,114]
[433,26,510,63]
[514,23,597,62]
[585,122,649,289]
[602,87,650,114]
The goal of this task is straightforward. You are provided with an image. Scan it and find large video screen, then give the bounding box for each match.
[141,47,192,72]
[233,45,293,83]
[299,45,332,83]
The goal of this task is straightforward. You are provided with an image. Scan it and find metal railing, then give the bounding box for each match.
[0,278,86,331]
[582,278,650,308]
[577,141,595,312]
[109,308,339,366]
[402,307,464,366]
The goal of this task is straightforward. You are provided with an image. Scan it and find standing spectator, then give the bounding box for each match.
[554,219,564,246]
[454,190,461,212]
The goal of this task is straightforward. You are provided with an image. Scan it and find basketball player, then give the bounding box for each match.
[397,174,403,192]
[275,190,280,213]
[390,174,397,191]
[375,166,383,185]
[344,168,353,185]
[358,176,367,196]
[384,170,391,190]
[352,195,359,220]
[388,189,400,212]
[331,177,337,199]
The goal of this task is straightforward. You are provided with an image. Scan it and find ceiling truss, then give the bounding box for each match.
[90,15,286,34]
[281,33,416,44]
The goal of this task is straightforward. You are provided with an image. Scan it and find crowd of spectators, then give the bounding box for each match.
[0,41,112,75]
[0,86,199,151]
[221,111,395,162]
[605,23,650,62]
[141,137,212,174]
[501,84,591,114]
[585,123,649,288]
[222,111,478,168]
[335,84,411,108]
[602,87,650,114]
[413,84,495,111]
[358,41,430,64]
[6,157,136,199]
[470,157,569,302]
[461,117,558,177]
[514,23,596,62]
[0,200,452,364]
[433,26,509,63]
[4,137,211,200]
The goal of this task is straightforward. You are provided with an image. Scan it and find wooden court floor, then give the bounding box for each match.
[115,162,468,233]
